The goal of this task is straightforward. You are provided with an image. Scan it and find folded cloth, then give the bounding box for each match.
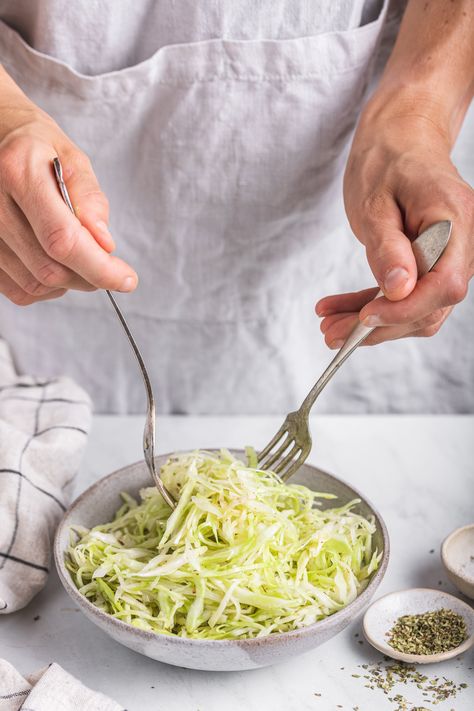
[0,340,92,613]
[0,659,124,710]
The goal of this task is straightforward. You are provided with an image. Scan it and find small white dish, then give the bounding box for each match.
[441,523,474,600]
[363,588,474,664]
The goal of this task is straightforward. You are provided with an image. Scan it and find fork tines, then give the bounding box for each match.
[258,431,305,479]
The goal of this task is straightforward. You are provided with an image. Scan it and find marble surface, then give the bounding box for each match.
[1,415,473,710]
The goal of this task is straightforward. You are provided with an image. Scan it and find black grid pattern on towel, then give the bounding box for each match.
[0,690,29,699]
[0,381,51,392]
[0,379,87,575]
[0,551,48,573]
[0,469,66,510]
[0,395,90,405]
[0,382,47,573]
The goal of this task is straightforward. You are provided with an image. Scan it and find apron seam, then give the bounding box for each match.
[0,56,380,85]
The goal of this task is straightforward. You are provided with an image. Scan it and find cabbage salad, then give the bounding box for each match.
[66,449,380,639]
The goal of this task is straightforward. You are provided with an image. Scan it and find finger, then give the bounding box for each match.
[320,312,357,335]
[59,152,115,252]
[0,268,66,306]
[9,158,138,292]
[0,197,97,292]
[363,308,451,345]
[409,308,451,339]
[322,313,359,349]
[316,287,379,316]
[360,179,472,326]
[0,239,55,296]
[359,227,467,326]
[355,194,418,300]
[323,308,451,348]
[396,169,472,244]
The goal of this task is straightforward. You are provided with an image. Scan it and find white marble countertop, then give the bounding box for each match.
[1,415,473,710]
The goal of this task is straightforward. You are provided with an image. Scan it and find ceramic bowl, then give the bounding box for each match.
[441,524,474,600]
[54,450,389,671]
[363,588,474,664]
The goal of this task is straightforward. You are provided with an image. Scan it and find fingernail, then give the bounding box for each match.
[362,315,383,327]
[330,339,345,349]
[119,276,137,292]
[383,267,409,294]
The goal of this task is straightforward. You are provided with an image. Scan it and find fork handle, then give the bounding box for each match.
[299,297,380,414]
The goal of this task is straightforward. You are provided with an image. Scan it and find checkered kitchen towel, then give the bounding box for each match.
[0,340,92,613]
[0,660,124,711]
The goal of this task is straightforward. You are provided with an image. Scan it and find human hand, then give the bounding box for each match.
[316,95,473,349]
[0,66,137,306]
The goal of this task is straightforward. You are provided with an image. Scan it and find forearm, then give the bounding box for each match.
[363,0,474,147]
[0,64,48,141]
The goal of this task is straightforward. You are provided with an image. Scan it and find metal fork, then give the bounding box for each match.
[52,157,176,508]
[258,220,452,481]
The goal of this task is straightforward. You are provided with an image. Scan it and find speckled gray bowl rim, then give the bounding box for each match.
[441,523,474,583]
[363,587,474,664]
[54,451,390,650]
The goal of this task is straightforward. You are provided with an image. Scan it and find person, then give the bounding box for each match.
[0,0,472,414]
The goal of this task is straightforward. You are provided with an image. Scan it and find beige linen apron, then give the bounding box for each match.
[1,1,472,415]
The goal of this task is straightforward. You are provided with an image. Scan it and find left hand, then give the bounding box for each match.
[316,97,474,349]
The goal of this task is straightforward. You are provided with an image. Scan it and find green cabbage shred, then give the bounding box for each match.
[66,449,380,639]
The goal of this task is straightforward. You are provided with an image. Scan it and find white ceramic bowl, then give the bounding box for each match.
[363,588,474,664]
[441,524,474,600]
[55,451,389,671]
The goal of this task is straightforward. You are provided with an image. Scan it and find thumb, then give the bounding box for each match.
[363,222,418,301]
[59,148,115,253]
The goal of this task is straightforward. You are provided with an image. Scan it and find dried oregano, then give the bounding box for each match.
[387,608,467,655]
[350,658,468,710]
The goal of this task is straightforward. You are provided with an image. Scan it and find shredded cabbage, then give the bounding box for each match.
[66,449,380,639]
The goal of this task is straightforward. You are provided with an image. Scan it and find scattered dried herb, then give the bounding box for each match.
[387,608,467,655]
[350,659,469,709]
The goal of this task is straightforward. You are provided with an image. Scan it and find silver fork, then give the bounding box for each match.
[52,158,176,508]
[258,220,452,481]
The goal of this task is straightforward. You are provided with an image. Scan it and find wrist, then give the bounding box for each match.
[371,0,474,146]
[0,105,49,146]
[0,65,49,137]
[358,83,458,150]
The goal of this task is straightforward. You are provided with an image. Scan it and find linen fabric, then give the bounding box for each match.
[0,0,472,415]
[0,0,382,75]
[0,660,123,711]
[0,340,91,614]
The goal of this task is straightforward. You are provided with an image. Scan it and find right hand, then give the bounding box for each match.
[0,70,138,306]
